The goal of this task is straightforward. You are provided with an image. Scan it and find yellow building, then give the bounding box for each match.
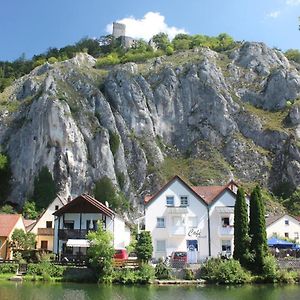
[0,214,26,259]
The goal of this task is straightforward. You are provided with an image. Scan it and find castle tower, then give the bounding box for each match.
[112,22,126,38]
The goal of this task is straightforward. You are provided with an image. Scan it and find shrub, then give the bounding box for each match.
[261,255,278,282]
[109,131,120,156]
[277,270,297,283]
[27,262,66,277]
[137,263,155,283]
[183,268,194,280]
[0,263,18,274]
[200,258,251,284]
[136,231,153,263]
[155,259,172,280]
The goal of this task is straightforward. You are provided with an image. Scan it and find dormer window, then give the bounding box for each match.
[180,196,188,207]
[166,196,174,207]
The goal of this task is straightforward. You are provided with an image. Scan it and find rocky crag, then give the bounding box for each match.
[1,42,300,214]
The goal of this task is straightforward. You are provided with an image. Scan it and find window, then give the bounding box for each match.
[64,220,74,229]
[221,217,230,227]
[272,232,277,237]
[285,220,289,225]
[180,196,188,207]
[221,240,231,253]
[46,221,52,228]
[156,240,166,252]
[172,216,184,227]
[41,240,48,250]
[188,217,198,228]
[166,196,174,206]
[285,232,289,238]
[55,205,59,210]
[295,232,299,240]
[86,220,98,231]
[156,217,165,228]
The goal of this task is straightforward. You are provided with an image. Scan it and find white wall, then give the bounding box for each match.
[267,215,300,241]
[145,178,209,260]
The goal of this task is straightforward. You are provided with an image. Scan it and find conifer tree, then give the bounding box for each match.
[249,185,268,273]
[233,188,249,267]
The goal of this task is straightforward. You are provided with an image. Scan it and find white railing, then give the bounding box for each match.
[219,226,234,236]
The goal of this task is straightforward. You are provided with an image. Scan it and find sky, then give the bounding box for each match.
[0,0,299,61]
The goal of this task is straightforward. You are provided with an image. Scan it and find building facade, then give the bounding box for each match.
[266,214,300,241]
[0,214,26,259]
[53,194,130,260]
[144,176,242,261]
[29,196,67,252]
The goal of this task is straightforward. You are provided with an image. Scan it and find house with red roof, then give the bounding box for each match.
[0,214,26,259]
[53,194,130,261]
[144,175,243,261]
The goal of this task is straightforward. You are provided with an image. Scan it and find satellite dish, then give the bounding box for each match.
[105,201,109,208]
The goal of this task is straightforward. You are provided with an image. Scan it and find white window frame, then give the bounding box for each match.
[166,196,174,207]
[180,196,189,207]
[156,217,165,228]
[221,240,231,253]
[156,240,166,252]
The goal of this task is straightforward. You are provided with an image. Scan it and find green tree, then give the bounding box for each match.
[233,188,250,267]
[249,186,268,274]
[0,204,16,214]
[0,153,12,205]
[23,200,39,219]
[152,33,171,51]
[285,49,300,64]
[87,222,114,278]
[33,167,56,210]
[93,176,129,211]
[136,231,153,262]
[11,229,36,251]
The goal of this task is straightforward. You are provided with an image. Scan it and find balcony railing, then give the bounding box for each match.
[37,228,54,236]
[166,207,188,214]
[219,225,234,236]
[170,226,186,236]
[58,229,88,240]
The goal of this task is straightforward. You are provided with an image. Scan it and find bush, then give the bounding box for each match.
[277,270,298,283]
[0,263,18,274]
[261,255,278,282]
[27,262,66,278]
[155,260,172,280]
[137,263,155,283]
[183,268,194,280]
[136,231,153,263]
[200,258,251,284]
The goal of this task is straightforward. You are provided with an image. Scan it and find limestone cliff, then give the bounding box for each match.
[1,42,300,212]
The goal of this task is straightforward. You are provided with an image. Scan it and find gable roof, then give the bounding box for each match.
[266,214,300,227]
[23,219,36,232]
[0,214,22,237]
[144,175,208,206]
[53,193,115,218]
[30,195,68,232]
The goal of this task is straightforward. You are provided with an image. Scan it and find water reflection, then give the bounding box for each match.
[0,282,300,300]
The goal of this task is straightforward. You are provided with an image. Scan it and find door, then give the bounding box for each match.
[41,240,48,250]
[186,240,198,263]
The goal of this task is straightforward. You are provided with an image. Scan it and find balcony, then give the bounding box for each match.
[219,225,234,236]
[58,229,88,240]
[170,226,186,236]
[166,207,188,214]
[37,228,54,236]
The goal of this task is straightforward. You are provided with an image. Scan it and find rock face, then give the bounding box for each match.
[1,47,300,212]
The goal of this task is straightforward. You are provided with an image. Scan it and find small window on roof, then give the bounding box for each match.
[166,196,174,207]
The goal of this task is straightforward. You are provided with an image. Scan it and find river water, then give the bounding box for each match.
[0,282,300,300]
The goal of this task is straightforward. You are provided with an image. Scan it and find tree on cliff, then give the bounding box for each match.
[233,187,250,267]
[0,153,12,205]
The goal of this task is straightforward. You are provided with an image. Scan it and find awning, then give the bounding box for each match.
[66,239,90,248]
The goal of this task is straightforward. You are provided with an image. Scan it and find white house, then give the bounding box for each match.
[266,214,300,242]
[29,195,67,251]
[144,176,241,261]
[53,194,130,260]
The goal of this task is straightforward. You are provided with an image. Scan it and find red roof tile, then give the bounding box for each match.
[0,214,22,237]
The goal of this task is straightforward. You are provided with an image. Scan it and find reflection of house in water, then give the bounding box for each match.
[112,22,136,48]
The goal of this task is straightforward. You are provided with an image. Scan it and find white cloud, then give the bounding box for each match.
[286,0,300,5]
[106,12,187,41]
[266,11,281,18]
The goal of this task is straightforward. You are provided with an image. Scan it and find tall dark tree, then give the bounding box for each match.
[249,185,268,273]
[233,188,249,267]
[33,167,56,210]
[0,153,12,205]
